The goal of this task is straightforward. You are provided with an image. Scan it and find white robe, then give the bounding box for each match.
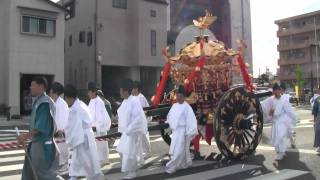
[135,93,151,155]
[65,99,103,179]
[262,95,296,153]
[165,102,198,172]
[88,96,111,164]
[137,93,150,108]
[116,96,148,173]
[54,97,69,167]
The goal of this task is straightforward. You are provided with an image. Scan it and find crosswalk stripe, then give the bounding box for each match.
[0,137,18,141]
[0,164,23,173]
[0,152,122,174]
[0,150,24,156]
[150,137,319,155]
[165,164,261,180]
[0,174,21,180]
[107,160,214,180]
[77,155,162,180]
[0,156,24,163]
[0,147,127,178]
[247,169,310,180]
[0,134,16,137]
[264,124,313,129]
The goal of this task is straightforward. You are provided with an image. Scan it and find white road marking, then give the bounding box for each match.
[247,169,309,180]
[0,150,24,156]
[166,164,261,180]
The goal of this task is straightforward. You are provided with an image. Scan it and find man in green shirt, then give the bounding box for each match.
[17,77,61,180]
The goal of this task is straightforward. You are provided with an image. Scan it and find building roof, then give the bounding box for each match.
[41,0,66,11]
[144,0,168,6]
[275,10,320,24]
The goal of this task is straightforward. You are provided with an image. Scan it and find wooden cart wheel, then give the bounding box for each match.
[214,86,263,160]
[160,121,172,145]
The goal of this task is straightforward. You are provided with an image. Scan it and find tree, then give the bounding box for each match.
[295,65,305,99]
[258,73,269,85]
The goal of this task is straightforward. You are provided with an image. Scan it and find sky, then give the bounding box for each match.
[250,0,320,77]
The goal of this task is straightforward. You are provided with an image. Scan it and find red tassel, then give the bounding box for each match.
[192,135,201,152]
[184,57,205,92]
[205,124,214,145]
[237,54,254,91]
[184,40,206,92]
[152,63,171,107]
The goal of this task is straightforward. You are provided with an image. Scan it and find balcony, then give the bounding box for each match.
[277,74,296,80]
[277,40,314,51]
[278,58,310,66]
[277,23,320,37]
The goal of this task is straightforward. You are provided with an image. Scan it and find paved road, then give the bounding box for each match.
[0,106,318,180]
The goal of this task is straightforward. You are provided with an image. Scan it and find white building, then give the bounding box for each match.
[62,0,168,98]
[0,0,65,115]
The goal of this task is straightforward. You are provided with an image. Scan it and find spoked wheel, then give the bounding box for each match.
[214,86,263,160]
[159,121,172,145]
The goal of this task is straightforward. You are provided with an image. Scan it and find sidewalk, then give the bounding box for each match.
[0,116,29,129]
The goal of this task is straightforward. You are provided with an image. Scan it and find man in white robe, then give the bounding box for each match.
[116,79,148,179]
[132,81,151,156]
[49,82,69,172]
[132,81,150,109]
[165,86,198,174]
[280,83,296,148]
[261,83,296,161]
[64,84,103,180]
[88,82,111,165]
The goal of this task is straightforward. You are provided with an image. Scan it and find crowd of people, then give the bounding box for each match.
[15,75,320,180]
[16,76,198,180]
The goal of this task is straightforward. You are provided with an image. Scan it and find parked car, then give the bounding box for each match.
[288,92,298,104]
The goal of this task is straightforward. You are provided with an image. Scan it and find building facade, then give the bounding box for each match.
[62,0,168,99]
[63,0,252,100]
[0,0,65,115]
[276,10,320,90]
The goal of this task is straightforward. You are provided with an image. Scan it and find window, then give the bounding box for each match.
[151,30,156,56]
[21,15,55,36]
[287,49,306,60]
[79,31,85,43]
[150,10,156,17]
[69,35,72,47]
[87,32,92,46]
[65,1,75,20]
[113,0,127,9]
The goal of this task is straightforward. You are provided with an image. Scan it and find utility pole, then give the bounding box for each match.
[314,16,319,88]
[310,44,314,97]
[94,0,101,88]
